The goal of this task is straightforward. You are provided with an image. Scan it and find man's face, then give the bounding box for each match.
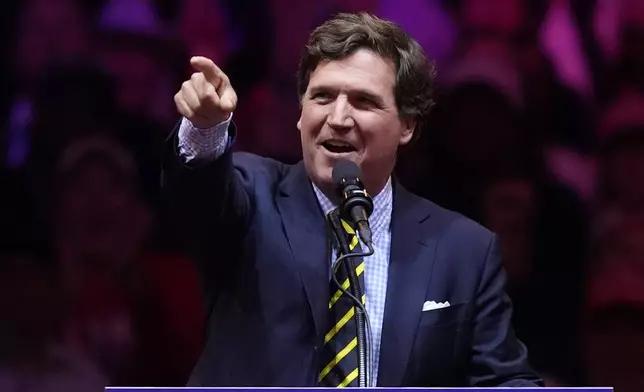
[298,49,415,197]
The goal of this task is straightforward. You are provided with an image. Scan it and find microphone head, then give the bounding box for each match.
[332,160,373,219]
[332,159,362,189]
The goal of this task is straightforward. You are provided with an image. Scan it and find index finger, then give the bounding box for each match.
[190,56,224,87]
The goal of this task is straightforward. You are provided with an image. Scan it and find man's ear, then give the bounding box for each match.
[399,116,416,146]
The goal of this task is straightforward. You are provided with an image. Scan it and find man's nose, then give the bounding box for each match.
[327,96,354,130]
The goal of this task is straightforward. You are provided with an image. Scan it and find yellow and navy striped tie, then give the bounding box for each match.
[318,216,366,388]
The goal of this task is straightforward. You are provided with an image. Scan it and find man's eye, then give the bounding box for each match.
[311,92,333,103]
[355,96,379,108]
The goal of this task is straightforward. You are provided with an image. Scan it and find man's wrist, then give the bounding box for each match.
[190,113,233,130]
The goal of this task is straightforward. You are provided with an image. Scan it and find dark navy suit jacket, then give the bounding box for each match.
[161,126,543,387]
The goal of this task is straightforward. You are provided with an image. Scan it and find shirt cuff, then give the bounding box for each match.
[177,113,233,163]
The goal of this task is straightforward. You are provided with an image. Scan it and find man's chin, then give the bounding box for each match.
[303,161,331,195]
[305,152,361,196]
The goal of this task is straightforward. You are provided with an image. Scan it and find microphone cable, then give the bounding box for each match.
[330,242,375,388]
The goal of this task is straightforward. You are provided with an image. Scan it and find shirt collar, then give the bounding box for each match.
[312,178,393,237]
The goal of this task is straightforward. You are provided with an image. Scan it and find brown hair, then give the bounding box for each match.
[297,12,437,137]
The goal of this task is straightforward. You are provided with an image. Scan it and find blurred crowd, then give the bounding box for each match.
[0,0,643,390]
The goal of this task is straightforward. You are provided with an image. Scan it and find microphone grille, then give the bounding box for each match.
[332,160,362,187]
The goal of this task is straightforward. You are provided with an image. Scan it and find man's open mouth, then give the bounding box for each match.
[322,140,357,154]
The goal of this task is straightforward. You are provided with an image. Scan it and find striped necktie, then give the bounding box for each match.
[319,211,366,387]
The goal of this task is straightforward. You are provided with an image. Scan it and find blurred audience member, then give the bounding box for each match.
[51,136,151,293]
[583,215,644,391]
[518,36,595,150]
[480,155,589,385]
[517,37,596,201]
[28,62,118,156]
[596,126,644,213]
[441,1,595,201]
[539,0,595,99]
[267,0,322,80]
[409,80,524,218]
[595,87,644,213]
[442,35,522,105]
[232,0,324,163]
[44,136,204,386]
[21,61,168,230]
[179,0,230,67]
[213,0,274,95]
[3,0,92,169]
[596,0,644,100]
[615,0,644,78]
[593,0,624,63]
[0,249,107,392]
[12,0,91,94]
[444,0,547,43]
[379,0,457,67]
[599,85,644,139]
[96,0,183,128]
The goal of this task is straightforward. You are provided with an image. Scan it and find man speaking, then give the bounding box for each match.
[162,12,543,388]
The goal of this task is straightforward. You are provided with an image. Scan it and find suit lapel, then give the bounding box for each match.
[276,162,329,344]
[378,183,437,386]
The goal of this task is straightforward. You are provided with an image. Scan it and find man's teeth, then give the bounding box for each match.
[323,141,356,154]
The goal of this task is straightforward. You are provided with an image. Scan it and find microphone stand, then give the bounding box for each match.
[345,257,369,387]
[327,210,371,388]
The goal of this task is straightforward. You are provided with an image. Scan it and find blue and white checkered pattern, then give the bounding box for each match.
[178,116,232,162]
[179,118,392,384]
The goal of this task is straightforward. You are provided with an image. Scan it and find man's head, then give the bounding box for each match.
[296,12,436,197]
[52,136,150,265]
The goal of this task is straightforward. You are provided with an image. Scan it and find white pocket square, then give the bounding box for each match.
[422,300,450,311]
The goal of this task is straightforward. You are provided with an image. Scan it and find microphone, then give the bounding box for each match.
[330,160,375,388]
[332,160,374,247]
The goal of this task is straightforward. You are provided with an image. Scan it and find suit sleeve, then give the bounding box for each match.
[467,235,544,387]
[161,117,253,305]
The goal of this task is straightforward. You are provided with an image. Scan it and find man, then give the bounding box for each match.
[163,12,542,387]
